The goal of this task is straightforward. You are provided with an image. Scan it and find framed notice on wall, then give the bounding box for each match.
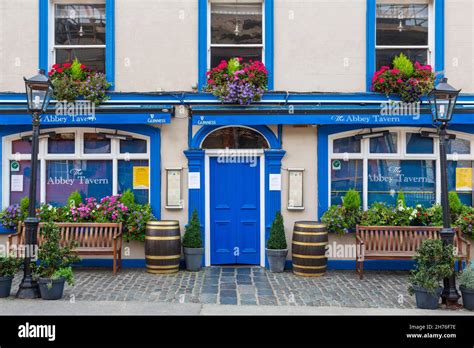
[288,168,304,210]
[166,168,183,209]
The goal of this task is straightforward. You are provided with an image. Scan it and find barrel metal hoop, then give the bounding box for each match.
[293,231,328,236]
[147,221,179,226]
[145,236,181,240]
[146,264,180,269]
[146,226,180,230]
[145,255,181,260]
[292,253,326,259]
[294,223,326,228]
[293,263,327,270]
[292,241,328,246]
[146,269,179,274]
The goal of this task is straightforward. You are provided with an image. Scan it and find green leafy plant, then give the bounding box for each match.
[70,59,85,81]
[67,191,82,208]
[360,202,395,226]
[0,256,23,277]
[455,208,474,236]
[459,263,474,290]
[342,189,361,211]
[397,191,407,209]
[19,197,29,220]
[79,72,112,105]
[392,53,414,78]
[120,189,135,208]
[448,191,465,221]
[267,211,287,250]
[33,222,80,286]
[408,239,455,294]
[51,267,75,286]
[124,204,153,242]
[182,209,202,248]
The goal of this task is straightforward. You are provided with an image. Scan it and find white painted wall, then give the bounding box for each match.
[0,0,38,92]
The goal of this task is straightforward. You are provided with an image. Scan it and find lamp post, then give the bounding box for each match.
[427,77,461,306]
[16,69,53,299]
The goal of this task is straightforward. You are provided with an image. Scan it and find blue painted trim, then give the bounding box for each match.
[366,0,376,92]
[434,0,445,74]
[38,0,115,84]
[265,0,274,90]
[197,0,274,90]
[264,150,285,267]
[105,0,116,89]
[198,0,208,90]
[39,0,49,71]
[191,125,279,149]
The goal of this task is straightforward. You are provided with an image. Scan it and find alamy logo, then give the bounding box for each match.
[18,322,56,342]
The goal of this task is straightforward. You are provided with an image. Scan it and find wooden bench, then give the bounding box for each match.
[355,225,471,279]
[8,222,123,275]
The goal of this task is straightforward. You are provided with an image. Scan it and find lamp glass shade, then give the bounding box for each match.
[428,78,460,124]
[24,70,53,114]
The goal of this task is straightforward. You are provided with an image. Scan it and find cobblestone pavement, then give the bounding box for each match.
[9,267,416,308]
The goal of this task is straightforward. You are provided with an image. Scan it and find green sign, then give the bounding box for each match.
[10,161,20,172]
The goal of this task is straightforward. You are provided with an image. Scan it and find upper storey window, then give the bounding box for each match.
[54,3,106,73]
[375,1,430,69]
[209,1,263,68]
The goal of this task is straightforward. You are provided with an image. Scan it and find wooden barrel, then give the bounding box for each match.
[145,221,181,274]
[292,221,328,277]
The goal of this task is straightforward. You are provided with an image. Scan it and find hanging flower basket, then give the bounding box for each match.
[371,53,435,103]
[204,57,268,105]
[48,59,111,105]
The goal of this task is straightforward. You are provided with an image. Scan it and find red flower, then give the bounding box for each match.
[397,78,403,84]
[80,64,86,69]
[48,71,53,76]
[379,78,385,83]
[62,63,72,68]
[56,68,64,73]
[52,63,59,69]
[390,68,400,74]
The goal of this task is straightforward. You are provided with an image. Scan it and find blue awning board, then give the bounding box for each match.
[191,112,474,126]
[0,112,171,125]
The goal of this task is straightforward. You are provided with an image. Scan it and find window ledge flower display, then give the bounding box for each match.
[204,57,268,105]
[48,59,111,105]
[371,53,435,103]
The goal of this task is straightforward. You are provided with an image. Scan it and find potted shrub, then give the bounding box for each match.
[0,256,23,298]
[459,263,474,311]
[33,222,80,300]
[408,239,455,309]
[266,211,288,273]
[321,189,361,235]
[182,209,204,271]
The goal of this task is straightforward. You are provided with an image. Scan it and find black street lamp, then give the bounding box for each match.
[427,77,461,306]
[16,69,53,299]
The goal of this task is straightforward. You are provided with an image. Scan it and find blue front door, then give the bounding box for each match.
[210,157,260,265]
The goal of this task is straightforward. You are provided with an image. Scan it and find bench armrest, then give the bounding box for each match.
[113,230,122,240]
[7,231,21,246]
[355,235,364,245]
[458,235,471,262]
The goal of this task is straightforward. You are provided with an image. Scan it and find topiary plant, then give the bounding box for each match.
[67,191,82,207]
[19,196,29,220]
[182,209,203,248]
[342,189,361,211]
[267,211,287,250]
[120,189,135,208]
[397,190,407,209]
[393,53,414,78]
[448,191,463,220]
[70,58,85,81]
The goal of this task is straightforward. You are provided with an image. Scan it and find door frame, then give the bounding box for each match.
[204,149,266,267]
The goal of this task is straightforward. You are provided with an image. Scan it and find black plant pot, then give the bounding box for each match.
[266,249,288,273]
[0,276,13,298]
[460,286,474,311]
[183,247,204,272]
[412,286,442,310]
[38,277,66,300]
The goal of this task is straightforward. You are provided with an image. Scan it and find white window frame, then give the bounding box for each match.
[375,1,434,68]
[207,0,265,69]
[49,0,106,70]
[328,128,474,210]
[3,128,150,208]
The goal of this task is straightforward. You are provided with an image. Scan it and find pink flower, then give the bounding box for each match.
[397,78,403,84]
[379,78,385,83]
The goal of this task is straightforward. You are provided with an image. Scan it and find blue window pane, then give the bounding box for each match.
[46,160,112,206]
[10,161,40,206]
[84,133,111,154]
[447,161,473,206]
[370,133,397,153]
[118,160,149,205]
[333,136,361,153]
[368,160,436,207]
[447,138,470,155]
[331,159,363,205]
[120,139,147,154]
[406,133,433,154]
[48,133,75,154]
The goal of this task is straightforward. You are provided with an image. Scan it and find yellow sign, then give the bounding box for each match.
[133,167,149,190]
[456,168,472,191]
